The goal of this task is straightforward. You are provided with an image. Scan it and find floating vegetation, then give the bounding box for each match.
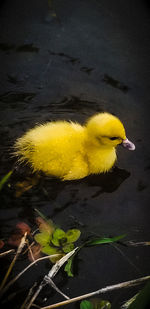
[0,209,150,309]
[87,234,126,246]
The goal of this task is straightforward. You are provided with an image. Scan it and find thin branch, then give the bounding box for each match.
[44,276,70,300]
[48,247,78,278]
[111,243,141,274]
[0,254,61,297]
[40,275,150,309]
[0,249,15,257]
[23,240,35,255]
[19,282,37,309]
[25,248,78,309]
[0,232,27,291]
[121,292,139,309]
[26,283,44,309]
[26,240,36,262]
[126,240,150,247]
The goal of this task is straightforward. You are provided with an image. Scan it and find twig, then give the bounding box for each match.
[19,282,37,309]
[121,292,139,309]
[44,276,69,300]
[0,249,15,257]
[26,240,35,262]
[40,275,150,309]
[23,241,35,255]
[0,232,27,291]
[0,254,61,297]
[111,243,141,274]
[48,247,78,278]
[26,248,78,309]
[126,240,150,247]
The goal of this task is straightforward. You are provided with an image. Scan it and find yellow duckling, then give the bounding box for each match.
[14,113,135,180]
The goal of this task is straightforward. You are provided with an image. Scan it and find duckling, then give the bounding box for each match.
[14,113,135,180]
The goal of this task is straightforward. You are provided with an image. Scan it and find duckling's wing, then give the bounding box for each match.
[14,121,86,178]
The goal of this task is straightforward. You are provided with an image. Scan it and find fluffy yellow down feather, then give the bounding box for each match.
[14,113,135,180]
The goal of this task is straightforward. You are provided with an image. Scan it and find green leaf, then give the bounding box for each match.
[80,300,93,309]
[64,257,74,277]
[87,234,126,246]
[66,229,81,243]
[34,231,51,246]
[127,281,150,309]
[0,171,12,191]
[51,228,66,246]
[41,245,61,255]
[34,208,49,221]
[63,243,74,253]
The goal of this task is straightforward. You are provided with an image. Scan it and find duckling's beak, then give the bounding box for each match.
[122,138,135,151]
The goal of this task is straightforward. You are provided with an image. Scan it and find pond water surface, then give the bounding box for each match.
[0,0,150,308]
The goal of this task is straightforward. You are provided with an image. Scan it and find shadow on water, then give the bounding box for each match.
[1,165,130,217]
[20,166,130,215]
[85,166,130,196]
[16,44,39,53]
[0,43,15,51]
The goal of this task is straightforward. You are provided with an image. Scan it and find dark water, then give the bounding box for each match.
[0,0,150,308]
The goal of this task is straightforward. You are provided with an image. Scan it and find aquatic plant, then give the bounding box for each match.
[34,226,81,263]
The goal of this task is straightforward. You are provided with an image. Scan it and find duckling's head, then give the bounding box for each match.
[86,112,135,150]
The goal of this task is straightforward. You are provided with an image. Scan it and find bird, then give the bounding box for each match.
[14,112,135,180]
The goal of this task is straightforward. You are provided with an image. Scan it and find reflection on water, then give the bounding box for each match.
[102,74,129,93]
[0,42,39,53]
[0,92,36,103]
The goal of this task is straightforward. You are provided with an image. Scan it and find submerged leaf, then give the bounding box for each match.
[8,233,22,247]
[15,175,39,197]
[0,171,12,191]
[87,234,126,246]
[66,229,81,243]
[16,222,31,235]
[64,257,74,277]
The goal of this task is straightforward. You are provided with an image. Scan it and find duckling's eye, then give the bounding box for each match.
[109,137,118,140]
